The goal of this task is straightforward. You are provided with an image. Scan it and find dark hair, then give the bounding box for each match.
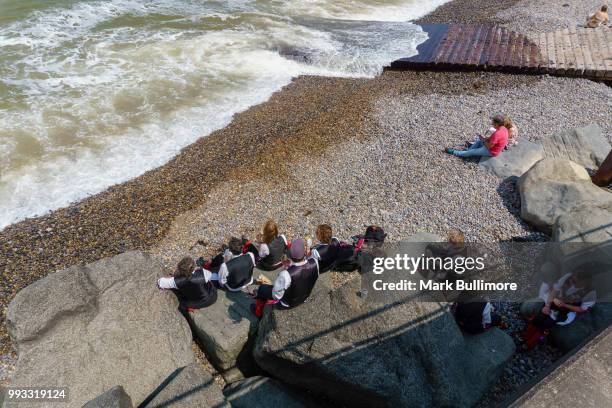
[176,257,195,278]
[228,237,243,255]
[316,224,333,244]
[570,261,609,287]
[491,115,506,127]
[602,5,608,12]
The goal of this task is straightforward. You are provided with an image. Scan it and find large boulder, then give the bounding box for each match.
[5,251,195,408]
[253,275,515,408]
[224,376,317,408]
[573,124,610,167]
[82,386,133,408]
[518,159,611,234]
[542,124,611,170]
[187,289,258,372]
[141,363,228,408]
[552,200,612,271]
[553,200,612,244]
[479,140,543,179]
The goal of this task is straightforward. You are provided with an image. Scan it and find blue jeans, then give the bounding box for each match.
[454,140,492,158]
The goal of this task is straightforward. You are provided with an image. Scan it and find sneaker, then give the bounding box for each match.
[445,148,456,155]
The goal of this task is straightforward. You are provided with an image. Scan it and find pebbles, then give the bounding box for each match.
[476,302,564,407]
[419,0,606,39]
[496,0,609,37]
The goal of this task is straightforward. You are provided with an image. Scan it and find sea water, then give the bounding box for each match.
[0,0,449,229]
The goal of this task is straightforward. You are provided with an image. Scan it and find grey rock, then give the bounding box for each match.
[541,124,611,170]
[550,302,612,352]
[253,275,515,408]
[518,159,610,234]
[141,364,228,408]
[82,386,133,408]
[575,124,611,168]
[479,140,544,179]
[552,200,612,269]
[221,367,246,385]
[553,200,612,244]
[224,376,316,408]
[187,289,258,371]
[5,252,194,408]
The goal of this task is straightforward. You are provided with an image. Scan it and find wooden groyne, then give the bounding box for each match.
[391,24,612,80]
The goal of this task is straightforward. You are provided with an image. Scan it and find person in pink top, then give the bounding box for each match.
[447,115,509,158]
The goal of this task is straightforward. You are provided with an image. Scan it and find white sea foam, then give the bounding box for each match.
[0,0,449,229]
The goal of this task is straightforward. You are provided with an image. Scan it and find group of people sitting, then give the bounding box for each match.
[158,221,386,318]
[520,263,598,349]
[446,114,518,159]
[454,264,598,350]
[422,230,600,350]
[158,223,599,350]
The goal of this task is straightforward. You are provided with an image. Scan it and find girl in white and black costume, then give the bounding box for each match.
[243,219,288,271]
[251,238,319,317]
[198,237,256,292]
[158,257,217,312]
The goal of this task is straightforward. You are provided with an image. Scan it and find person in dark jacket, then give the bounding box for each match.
[196,237,255,291]
[423,229,468,281]
[243,219,288,271]
[210,249,256,292]
[309,224,341,273]
[158,257,217,312]
[454,301,504,334]
[251,238,319,317]
[198,237,244,272]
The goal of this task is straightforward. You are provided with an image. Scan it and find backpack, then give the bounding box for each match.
[364,226,386,243]
[333,242,361,272]
[334,226,386,272]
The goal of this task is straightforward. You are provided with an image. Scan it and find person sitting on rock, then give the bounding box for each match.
[197,237,245,272]
[521,265,596,349]
[243,219,288,271]
[423,229,468,281]
[447,115,509,158]
[453,298,505,334]
[209,239,256,292]
[250,238,319,317]
[157,256,217,312]
[586,5,609,28]
[308,224,342,273]
[505,115,519,147]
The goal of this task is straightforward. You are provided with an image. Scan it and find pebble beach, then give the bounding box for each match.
[1,0,611,402]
